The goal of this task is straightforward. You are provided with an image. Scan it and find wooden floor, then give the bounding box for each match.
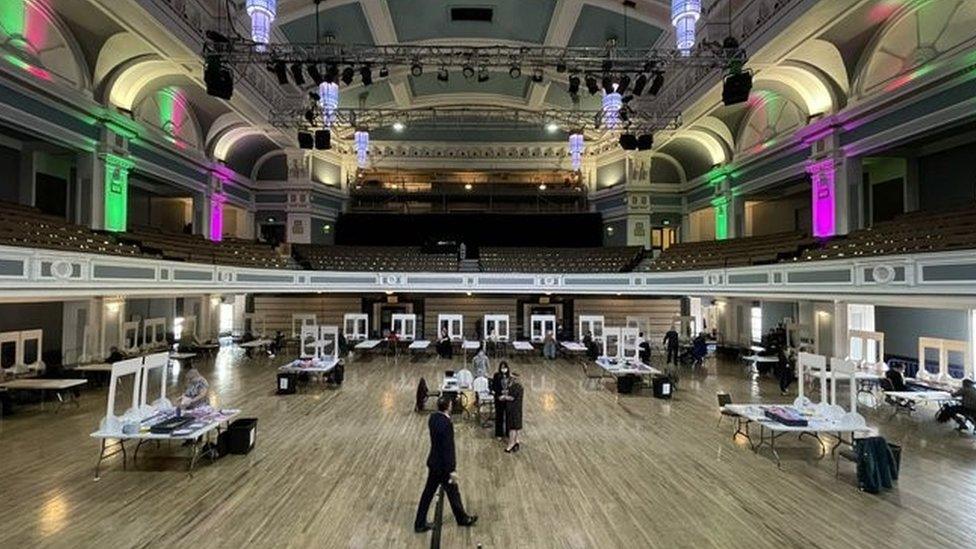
[2,348,976,548]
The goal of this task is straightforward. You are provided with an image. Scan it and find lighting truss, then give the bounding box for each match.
[204,39,745,74]
[269,106,681,134]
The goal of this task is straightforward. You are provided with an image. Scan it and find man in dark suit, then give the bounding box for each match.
[414,397,478,533]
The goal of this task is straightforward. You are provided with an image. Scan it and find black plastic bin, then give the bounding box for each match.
[652,376,673,399]
[277,372,297,394]
[226,418,257,455]
[616,374,639,394]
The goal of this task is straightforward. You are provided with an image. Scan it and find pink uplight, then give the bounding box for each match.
[209,194,225,241]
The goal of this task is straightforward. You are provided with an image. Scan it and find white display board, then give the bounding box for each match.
[829,357,859,414]
[848,329,884,365]
[530,314,556,343]
[121,321,140,353]
[243,312,266,337]
[438,314,463,341]
[392,313,417,341]
[602,327,622,359]
[621,327,639,360]
[579,315,605,342]
[300,324,319,358]
[139,352,170,414]
[292,314,317,339]
[484,314,510,342]
[100,351,173,434]
[343,313,368,341]
[918,336,970,384]
[301,325,339,359]
[143,317,167,348]
[797,352,827,406]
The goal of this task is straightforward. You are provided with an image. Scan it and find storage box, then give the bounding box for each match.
[226,418,257,455]
[277,372,297,394]
[652,376,672,399]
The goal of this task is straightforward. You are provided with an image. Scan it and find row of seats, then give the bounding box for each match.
[480,247,643,273]
[647,232,813,271]
[121,225,287,269]
[0,201,141,257]
[293,245,458,272]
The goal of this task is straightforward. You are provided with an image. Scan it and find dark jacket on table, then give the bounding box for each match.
[426,412,456,474]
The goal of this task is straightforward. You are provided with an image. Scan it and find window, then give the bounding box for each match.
[750,306,762,343]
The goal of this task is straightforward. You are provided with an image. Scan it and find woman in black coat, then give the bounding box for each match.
[503,372,523,453]
[491,361,511,439]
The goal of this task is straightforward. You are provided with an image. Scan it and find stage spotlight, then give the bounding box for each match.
[632,73,648,96]
[314,129,331,150]
[290,63,306,86]
[360,65,373,86]
[546,122,559,133]
[462,64,475,79]
[379,66,390,78]
[568,74,580,95]
[601,76,613,94]
[297,131,313,149]
[307,63,324,85]
[636,134,653,150]
[585,74,599,95]
[538,184,547,191]
[341,66,355,85]
[477,66,490,82]
[437,67,449,82]
[617,75,631,94]
[270,60,288,85]
[509,64,521,79]
[205,55,233,99]
[619,134,638,150]
[723,70,753,105]
[532,68,544,83]
[648,71,665,96]
[411,62,423,77]
[392,121,405,132]
[556,61,567,73]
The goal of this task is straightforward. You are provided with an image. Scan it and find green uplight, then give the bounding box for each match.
[0,2,25,37]
[712,196,729,240]
[103,154,134,232]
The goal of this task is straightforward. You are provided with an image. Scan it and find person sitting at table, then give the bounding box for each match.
[692,332,708,368]
[663,325,679,365]
[268,330,285,358]
[583,331,600,361]
[178,330,201,353]
[638,332,651,364]
[472,346,490,378]
[240,330,256,358]
[338,330,349,357]
[937,379,976,426]
[885,362,908,392]
[106,346,125,363]
[436,328,453,359]
[177,367,210,410]
[542,331,557,360]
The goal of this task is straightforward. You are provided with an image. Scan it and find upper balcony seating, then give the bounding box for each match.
[479,246,643,273]
[647,232,814,271]
[293,245,458,272]
[798,204,976,262]
[0,201,141,257]
[121,225,287,269]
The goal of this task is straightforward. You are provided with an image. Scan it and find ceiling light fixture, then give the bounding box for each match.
[410,62,423,77]
[546,122,559,133]
[462,64,475,79]
[437,67,449,82]
[509,64,521,79]
[477,66,490,82]
[392,121,405,132]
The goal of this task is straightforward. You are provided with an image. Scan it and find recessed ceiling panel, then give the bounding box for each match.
[280,3,375,45]
[568,5,663,48]
[387,0,556,43]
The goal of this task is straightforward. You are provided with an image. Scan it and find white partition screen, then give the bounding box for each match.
[797,352,827,405]
[438,314,463,341]
[848,329,884,365]
[484,314,510,342]
[530,314,556,343]
[292,314,317,339]
[392,313,417,341]
[19,329,42,369]
[139,352,170,412]
[343,313,368,341]
[602,327,622,359]
[106,357,143,421]
[579,315,605,342]
[300,324,320,358]
[829,357,859,413]
[918,337,971,384]
[621,327,639,360]
[319,325,339,360]
[143,317,167,348]
[121,321,140,353]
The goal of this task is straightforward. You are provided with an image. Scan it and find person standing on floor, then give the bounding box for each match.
[472,346,490,379]
[663,325,680,365]
[414,397,478,533]
[500,372,524,453]
[542,331,557,360]
[491,361,511,439]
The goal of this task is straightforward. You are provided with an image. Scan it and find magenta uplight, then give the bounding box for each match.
[807,158,836,238]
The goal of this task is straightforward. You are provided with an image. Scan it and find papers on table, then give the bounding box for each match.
[722,404,872,434]
[278,357,340,374]
[91,408,241,440]
[883,390,957,404]
[511,341,534,351]
[462,340,481,350]
[355,339,383,350]
[595,358,660,376]
[561,342,588,352]
[409,340,431,350]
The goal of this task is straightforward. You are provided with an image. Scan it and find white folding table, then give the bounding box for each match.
[0,378,87,412]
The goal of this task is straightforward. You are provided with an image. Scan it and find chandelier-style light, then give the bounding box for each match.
[671,0,701,54]
[601,84,622,129]
[355,130,370,168]
[319,82,339,126]
[246,0,277,50]
[569,133,584,170]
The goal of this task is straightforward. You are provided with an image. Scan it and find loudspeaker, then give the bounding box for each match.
[298,131,313,149]
[619,134,638,150]
[205,55,233,100]
[314,129,331,150]
[637,134,653,150]
[723,71,753,106]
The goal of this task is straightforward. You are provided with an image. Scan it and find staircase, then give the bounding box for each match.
[459,259,481,272]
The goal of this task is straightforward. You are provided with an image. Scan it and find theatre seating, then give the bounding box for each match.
[798,204,976,262]
[293,245,458,271]
[479,246,642,272]
[121,226,287,269]
[647,232,813,271]
[0,201,141,257]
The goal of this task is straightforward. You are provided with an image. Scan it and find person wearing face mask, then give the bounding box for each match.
[490,361,511,439]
